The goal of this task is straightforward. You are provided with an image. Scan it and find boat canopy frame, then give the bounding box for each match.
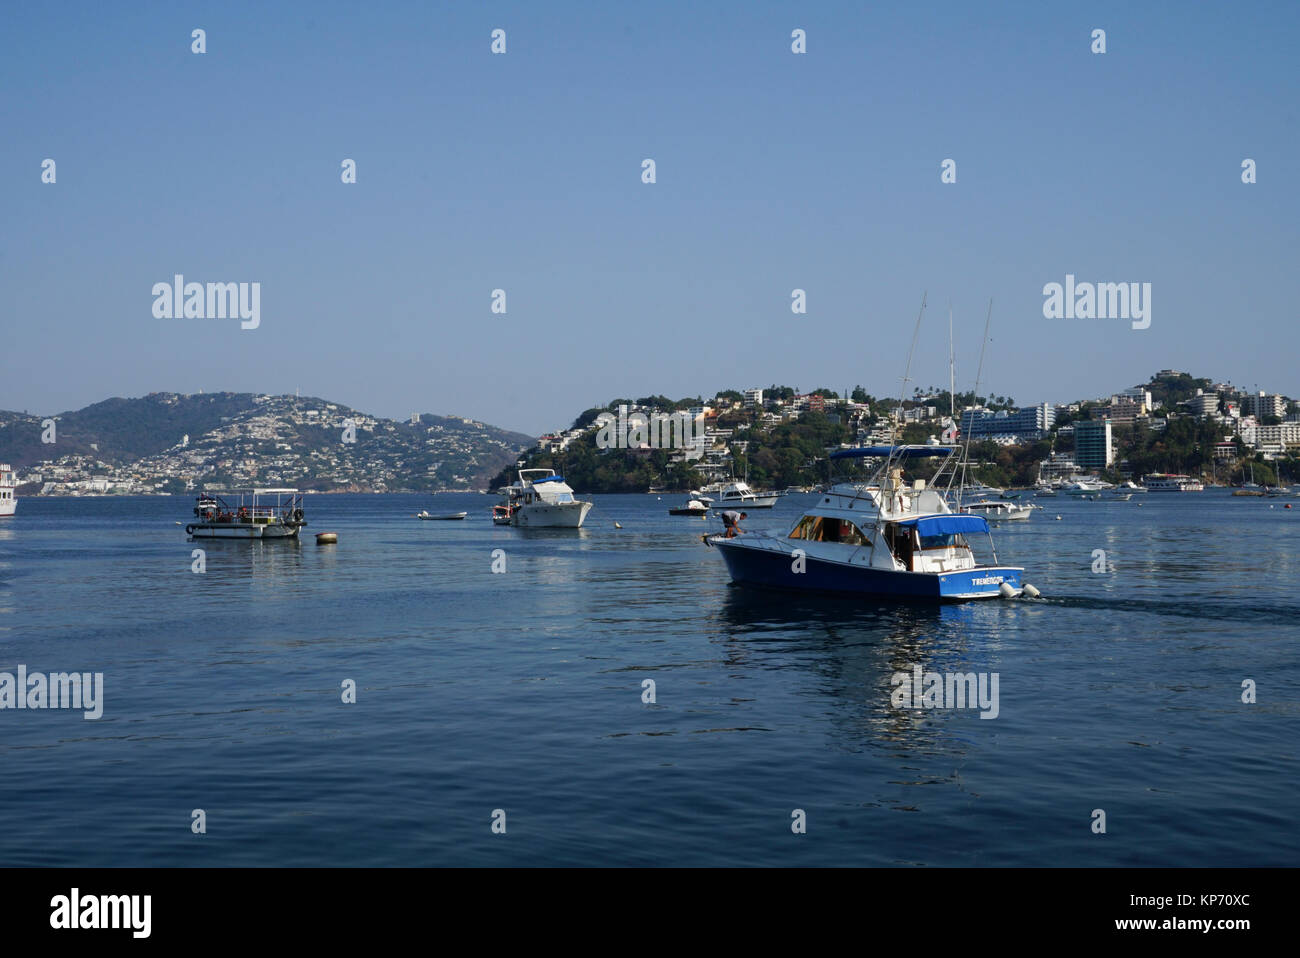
[195,488,305,524]
[828,443,996,508]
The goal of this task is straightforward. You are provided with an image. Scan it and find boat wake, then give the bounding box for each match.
[1023,592,1300,625]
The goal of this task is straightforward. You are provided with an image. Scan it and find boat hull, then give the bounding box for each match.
[512,500,592,528]
[187,522,300,539]
[710,495,781,509]
[961,504,1033,521]
[712,537,1022,602]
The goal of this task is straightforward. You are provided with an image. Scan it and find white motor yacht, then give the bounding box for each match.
[961,499,1035,521]
[1143,473,1205,492]
[502,469,593,527]
[709,480,783,510]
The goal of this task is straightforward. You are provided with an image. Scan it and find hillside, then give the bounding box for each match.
[0,392,534,493]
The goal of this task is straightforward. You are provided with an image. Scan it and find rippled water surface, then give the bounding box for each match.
[0,491,1296,865]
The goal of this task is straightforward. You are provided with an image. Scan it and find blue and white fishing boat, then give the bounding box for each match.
[707,445,1032,602]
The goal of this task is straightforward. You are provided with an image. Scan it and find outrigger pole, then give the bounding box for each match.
[949,302,956,423]
[887,292,928,481]
[955,297,994,522]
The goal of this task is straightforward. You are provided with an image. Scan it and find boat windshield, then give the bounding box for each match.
[788,515,869,546]
[918,532,967,550]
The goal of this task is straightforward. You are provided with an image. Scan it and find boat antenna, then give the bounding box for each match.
[956,297,993,504]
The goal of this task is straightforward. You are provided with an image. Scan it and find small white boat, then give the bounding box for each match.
[708,481,783,509]
[1143,473,1204,492]
[669,499,710,516]
[961,480,1004,499]
[960,499,1034,521]
[1063,478,1112,496]
[418,510,468,520]
[186,489,306,539]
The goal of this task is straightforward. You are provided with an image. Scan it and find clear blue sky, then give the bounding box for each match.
[2,1,1296,436]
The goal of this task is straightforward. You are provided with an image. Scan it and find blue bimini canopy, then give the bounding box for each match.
[533,476,565,484]
[830,445,955,460]
[898,514,990,536]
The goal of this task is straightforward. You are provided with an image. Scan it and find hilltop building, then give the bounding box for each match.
[1073,419,1114,468]
[1242,392,1286,420]
[960,403,1055,442]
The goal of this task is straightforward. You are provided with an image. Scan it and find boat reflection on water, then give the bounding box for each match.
[186,535,307,585]
[503,526,593,542]
[710,587,1012,758]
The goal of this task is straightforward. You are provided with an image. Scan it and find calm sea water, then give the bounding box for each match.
[0,490,1296,866]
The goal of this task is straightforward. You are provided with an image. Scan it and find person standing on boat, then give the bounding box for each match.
[720,510,747,538]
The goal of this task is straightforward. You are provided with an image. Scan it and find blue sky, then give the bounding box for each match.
[2,1,1296,436]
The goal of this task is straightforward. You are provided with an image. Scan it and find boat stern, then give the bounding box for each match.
[937,566,1023,600]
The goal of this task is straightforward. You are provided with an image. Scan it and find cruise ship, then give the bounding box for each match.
[1143,473,1205,492]
[0,464,15,518]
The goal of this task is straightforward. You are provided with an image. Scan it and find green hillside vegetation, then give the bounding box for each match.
[495,409,858,493]
[499,369,1297,494]
[2,392,534,491]
[0,392,257,466]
